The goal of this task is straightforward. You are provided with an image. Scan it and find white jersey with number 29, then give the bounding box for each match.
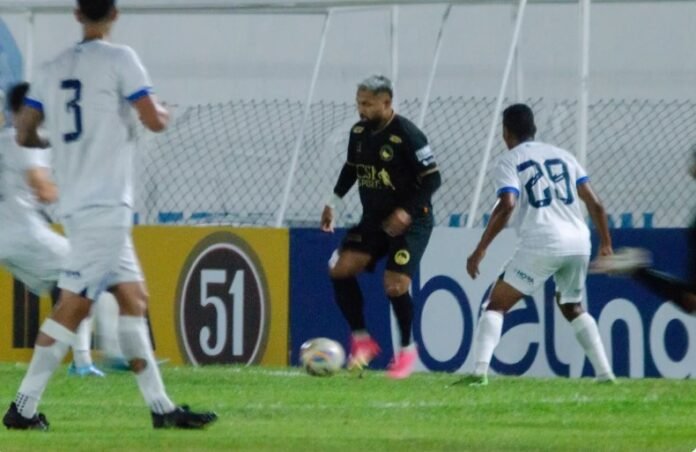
[492,141,591,256]
[25,40,152,221]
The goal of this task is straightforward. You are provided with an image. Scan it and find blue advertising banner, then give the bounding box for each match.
[290,227,694,378]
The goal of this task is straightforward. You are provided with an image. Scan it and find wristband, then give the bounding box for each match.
[325,193,343,210]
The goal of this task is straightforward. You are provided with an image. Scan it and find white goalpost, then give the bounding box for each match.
[0,0,693,228]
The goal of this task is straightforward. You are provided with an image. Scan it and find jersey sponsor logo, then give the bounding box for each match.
[415,145,434,165]
[389,135,402,144]
[63,270,82,279]
[379,145,394,162]
[377,169,396,190]
[356,164,395,191]
[513,268,534,285]
[394,249,410,265]
[175,231,270,365]
[352,125,365,134]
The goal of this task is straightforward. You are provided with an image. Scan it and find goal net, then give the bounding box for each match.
[136,96,696,228]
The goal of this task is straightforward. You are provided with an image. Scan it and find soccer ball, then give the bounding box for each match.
[299,337,345,376]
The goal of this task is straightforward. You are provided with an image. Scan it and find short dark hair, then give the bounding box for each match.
[77,0,116,22]
[357,75,393,99]
[503,103,536,141]
[8,82,29,114]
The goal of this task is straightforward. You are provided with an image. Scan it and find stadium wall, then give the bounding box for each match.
[0,226,693,379]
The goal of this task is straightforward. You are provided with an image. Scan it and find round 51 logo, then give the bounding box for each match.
[175,232,270,365]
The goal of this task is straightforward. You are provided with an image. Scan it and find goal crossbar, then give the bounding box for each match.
[0,0,691,15]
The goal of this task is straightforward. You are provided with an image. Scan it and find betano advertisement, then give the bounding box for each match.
[290,227,696,379]
[0,227,289,366]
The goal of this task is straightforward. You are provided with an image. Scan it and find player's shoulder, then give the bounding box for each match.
[492,151,514,171]
[545,143,580,164]
[43,46,74,70]
[393,114,424,136]
[95,41,139,60]
[391,114,427,147]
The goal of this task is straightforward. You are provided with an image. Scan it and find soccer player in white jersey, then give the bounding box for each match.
[460,104,615,386]
[3,0,217,430]
[0,82,104,378]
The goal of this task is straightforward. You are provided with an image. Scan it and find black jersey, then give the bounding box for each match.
[345,114,437,223]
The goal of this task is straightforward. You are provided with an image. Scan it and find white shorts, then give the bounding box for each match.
[502,252,589,304]
[58,206,144,301]
[0,224,68,295]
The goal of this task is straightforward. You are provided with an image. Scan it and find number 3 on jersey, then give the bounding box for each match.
[61,79,82,143]
[517,158,574,208]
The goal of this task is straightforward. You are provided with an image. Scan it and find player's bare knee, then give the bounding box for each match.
[329,265,346,280]
[117,296,148,317]
[560,302,584,321]
[384,274,409,297]
[329,262,359,280]
[129,358,147,373]
[384,282,407,298]
[35,332,57,347]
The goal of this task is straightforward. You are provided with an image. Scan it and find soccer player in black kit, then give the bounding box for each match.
[320,75,441,379]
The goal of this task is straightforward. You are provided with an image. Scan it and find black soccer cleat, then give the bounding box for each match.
[152,405,217,429]
[3,402,49,431]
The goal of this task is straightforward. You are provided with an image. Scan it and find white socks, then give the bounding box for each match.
[16,320,74,418]
[73,316,94,368]
[471,310,504,377]
[118,316,175,414]
[572,313,615,380]
[472,311,614,380]
[95,293,124,360]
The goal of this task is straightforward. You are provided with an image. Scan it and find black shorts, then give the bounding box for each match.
[341,215,434,277]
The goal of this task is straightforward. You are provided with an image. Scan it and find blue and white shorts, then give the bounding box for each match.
[502,252,589,304]
[0,222,68,295]
[58,206,144,301]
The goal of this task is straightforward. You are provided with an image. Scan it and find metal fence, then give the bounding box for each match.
[135,96,696,228]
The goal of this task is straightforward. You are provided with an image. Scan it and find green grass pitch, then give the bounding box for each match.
[0,363,693,451]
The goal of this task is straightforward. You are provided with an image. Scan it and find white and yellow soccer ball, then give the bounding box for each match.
[299,337,345,376]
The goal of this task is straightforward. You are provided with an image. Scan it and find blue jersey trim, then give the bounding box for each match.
[497,187,520,197]
[576,176,590,186]
[126,87,153,102]
[24,97,44,112]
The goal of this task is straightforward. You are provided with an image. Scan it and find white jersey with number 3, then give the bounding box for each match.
[493,141,591,256]
[25,40,152,221]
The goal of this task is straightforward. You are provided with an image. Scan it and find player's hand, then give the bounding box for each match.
[383,208,412,237]
[467,247,486,279]
[320,205,335,232]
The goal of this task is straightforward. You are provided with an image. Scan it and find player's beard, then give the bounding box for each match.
[360,115,382,129]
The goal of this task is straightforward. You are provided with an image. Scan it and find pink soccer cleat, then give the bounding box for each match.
[347,335,381,371]
[387,346,418,379]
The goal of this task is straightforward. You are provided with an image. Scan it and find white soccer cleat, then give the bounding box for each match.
[589,247,652,275]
